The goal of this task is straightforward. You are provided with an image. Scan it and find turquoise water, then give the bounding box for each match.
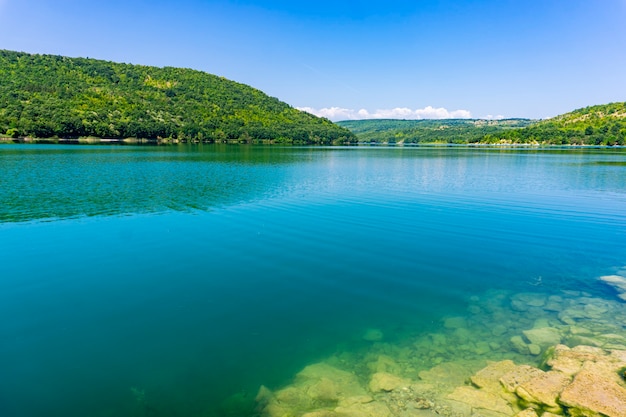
[1,145,625,416]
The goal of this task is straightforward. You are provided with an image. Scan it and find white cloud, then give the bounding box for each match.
[298,106,472,121]
[482,114,505,120]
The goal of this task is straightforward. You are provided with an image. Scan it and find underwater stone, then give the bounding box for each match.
[528,344,541,355]
[367,355,400,374]
[510,335,530,354]
[474,341,492,355]
[255,385,274,408]
[337,395,374,407]
[452,327,471,341]
[307,377,342,402]
[492,324,508,337]
[566,335,602,348]
[428,333,447,346]
[447,386,515,415]
[600,275,626,291]
[368,372,410,393]
[418,362,476,391]
[522,327,561,348]
[258,362,373,416]
[468,305,481,315]
[363,328,384,342]
[489,341,501,351]
[443,316,467,329]
[513,293,547,307]
[510,299,530,312]
[583,301,610,318]
[543,300,563,312]
[568,325,595,336]
[333,400,392,417]
[599,275,626,301]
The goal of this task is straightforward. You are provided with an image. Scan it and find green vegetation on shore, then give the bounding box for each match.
[0,50,356,144]
[338,102,626,146]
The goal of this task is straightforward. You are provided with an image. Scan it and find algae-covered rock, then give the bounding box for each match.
[515,370,570,410]
[514,409,539,417]
[558,360,626,417]
[545,344,602,376]
[470,360,517,393]
[499,365,543,393]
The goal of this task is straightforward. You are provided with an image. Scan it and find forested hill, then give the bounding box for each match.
[338,103,626,145]
[483,102,626,145]
[0,50,355,144]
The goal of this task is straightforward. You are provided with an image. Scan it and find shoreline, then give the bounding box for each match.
[1,137,624,149]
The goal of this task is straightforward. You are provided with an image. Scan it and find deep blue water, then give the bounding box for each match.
[1,145,625,416]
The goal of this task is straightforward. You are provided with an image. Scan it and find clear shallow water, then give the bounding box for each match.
[1,145,625,416]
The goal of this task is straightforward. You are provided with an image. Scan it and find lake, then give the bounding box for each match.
[1,144,625,417]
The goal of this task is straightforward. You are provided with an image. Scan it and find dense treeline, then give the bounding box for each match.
[482,103,626,145]
[0,50,356,144]
[339,103,626,145]
[337,119,534,144]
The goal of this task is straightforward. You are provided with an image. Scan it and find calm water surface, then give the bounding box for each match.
[1,145,625,416]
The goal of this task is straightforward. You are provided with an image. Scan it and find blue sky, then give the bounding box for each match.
[1,0,625,120]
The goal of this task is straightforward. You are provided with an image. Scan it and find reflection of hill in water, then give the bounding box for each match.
[0,145,308,223]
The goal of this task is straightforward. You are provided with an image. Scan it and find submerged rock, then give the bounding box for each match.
[447,386,515,415]
[599,274,626,301]
[369,372,410,393]
[258,362,369,416]
[443,316,467,329]
[522,327,561,348]
[363,328,384,342]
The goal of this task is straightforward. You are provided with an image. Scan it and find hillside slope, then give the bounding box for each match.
[0,50,355,144]
[483,102,626,145]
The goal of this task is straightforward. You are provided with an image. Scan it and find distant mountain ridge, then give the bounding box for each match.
[337,118,534,144]
[338,103,626,145]
[0,50,356,144]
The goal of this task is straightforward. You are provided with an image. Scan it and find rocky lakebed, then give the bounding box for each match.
[253,269,626,417]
